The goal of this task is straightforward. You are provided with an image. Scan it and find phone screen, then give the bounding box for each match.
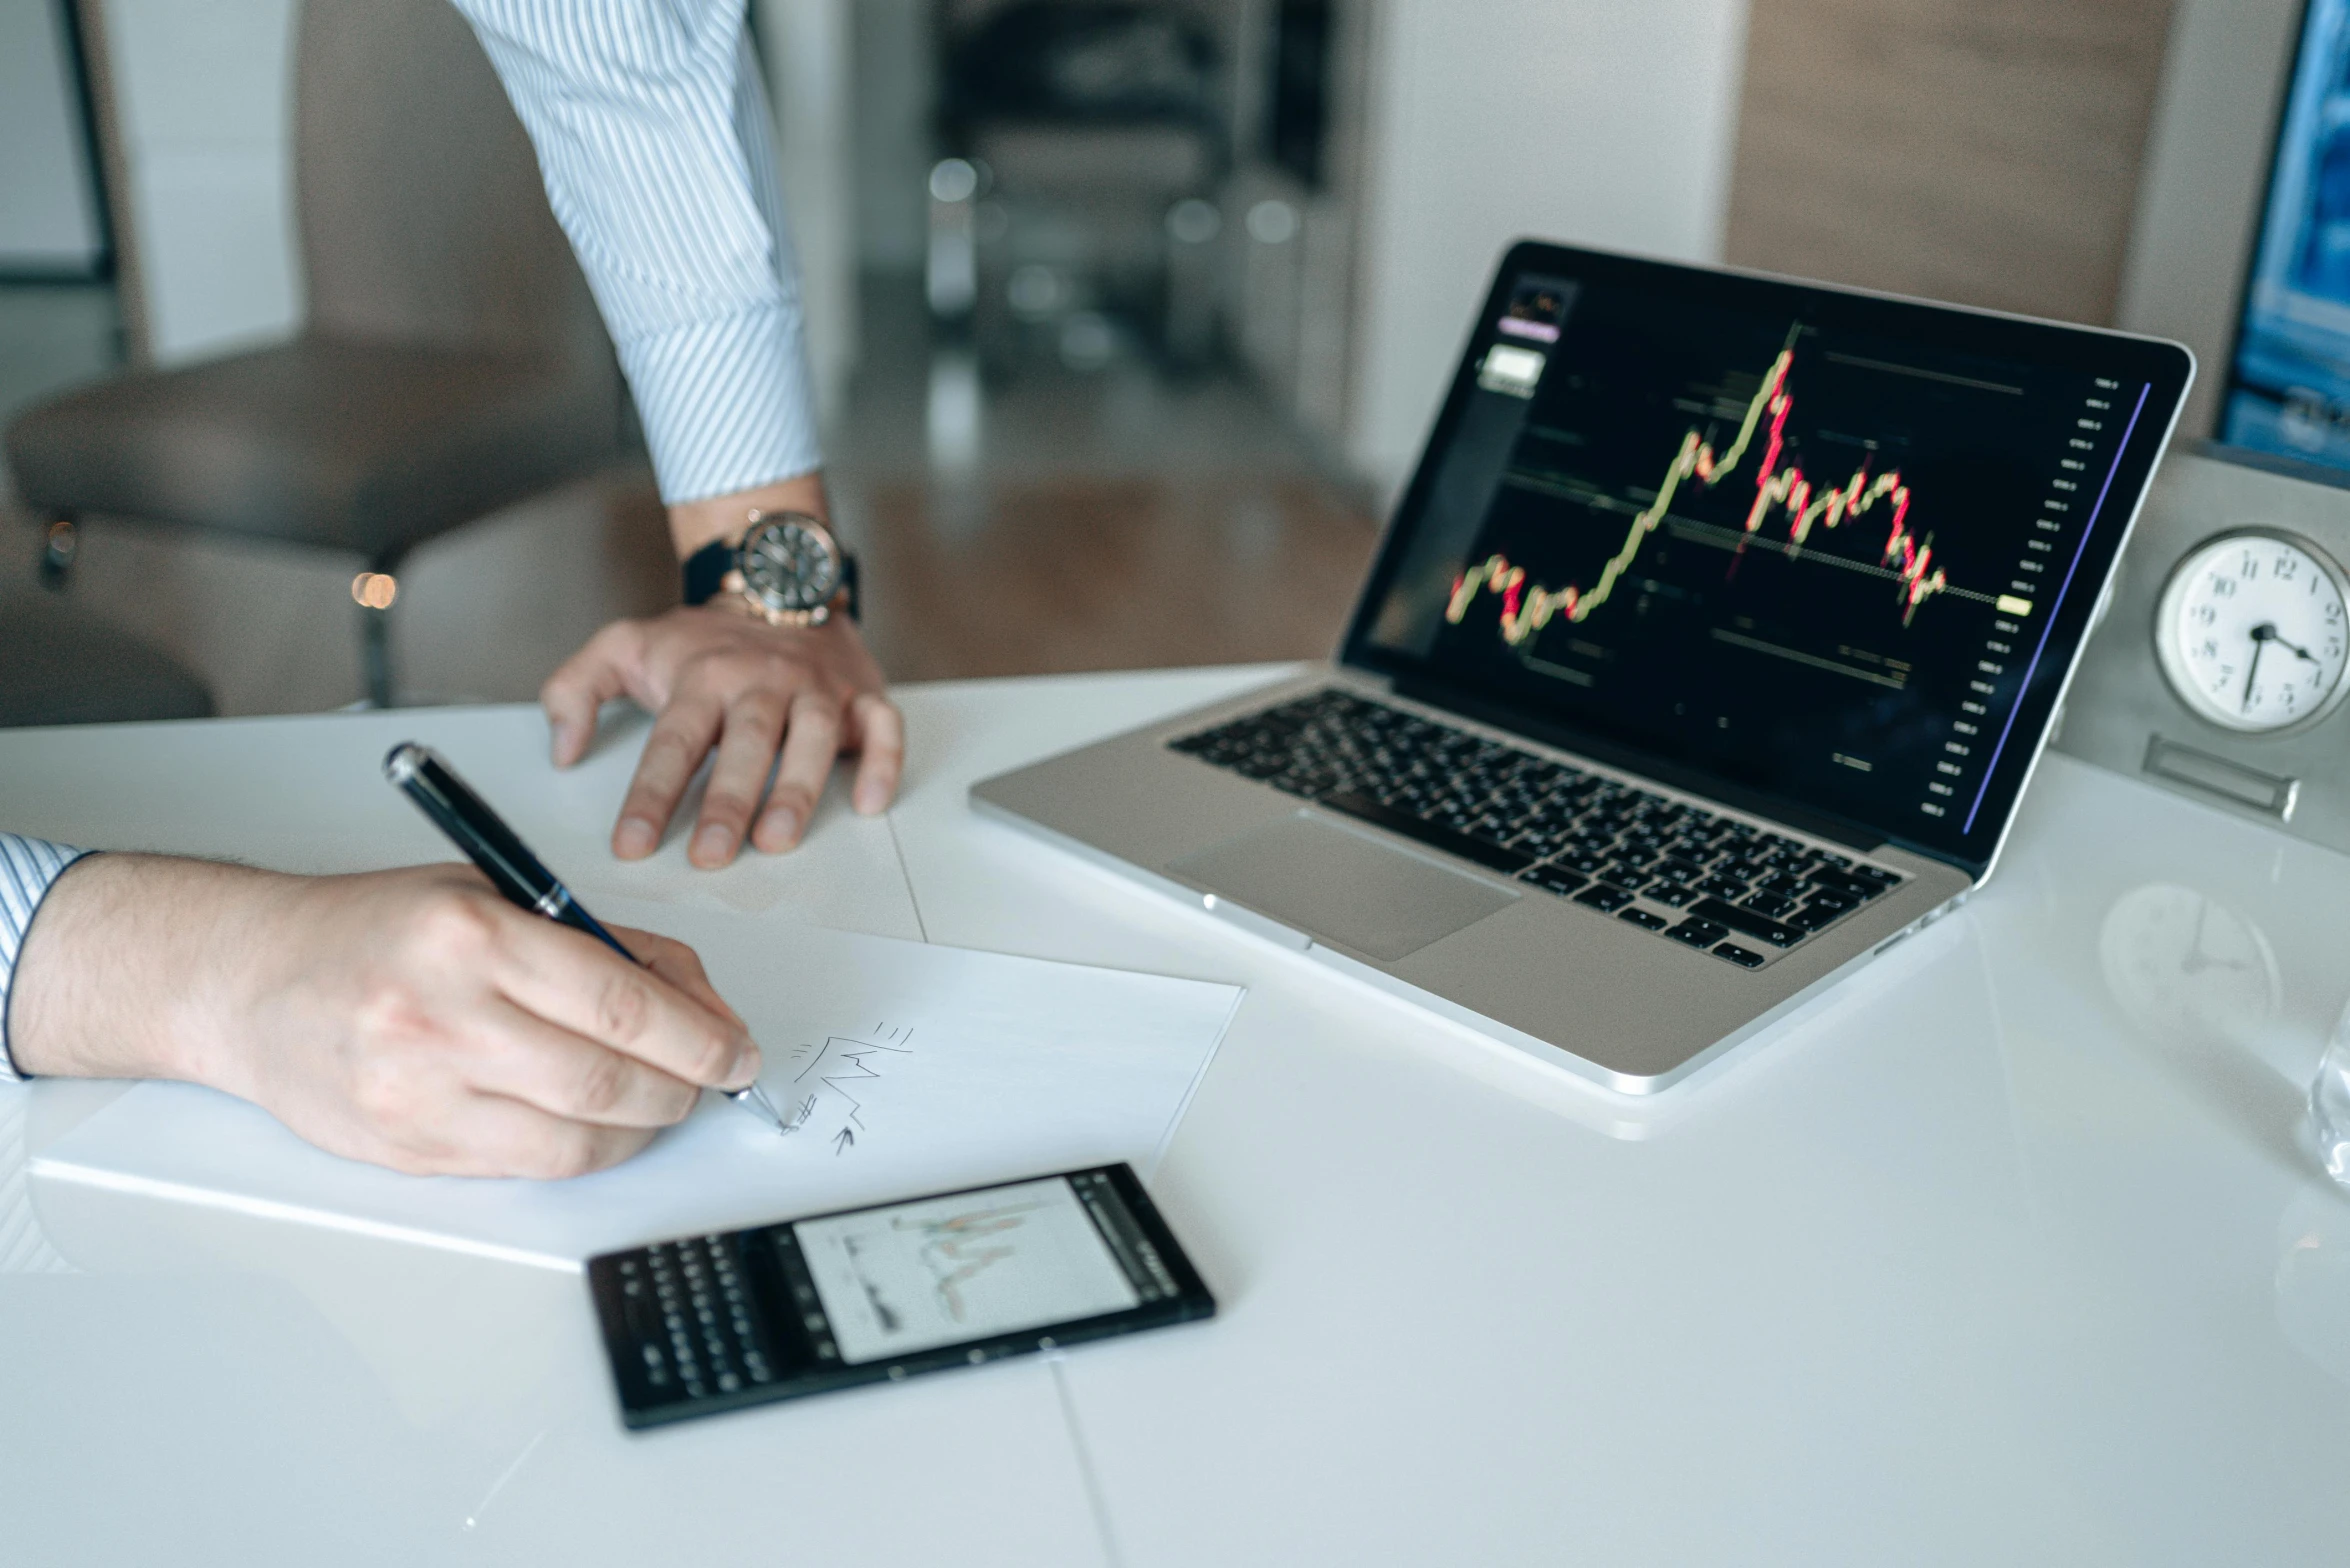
[589,1164,1212,1428]
[795,1174,1144,1364]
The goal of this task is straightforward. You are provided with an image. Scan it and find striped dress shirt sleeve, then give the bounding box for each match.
[0,835,88,1083]
[449,0,823,506]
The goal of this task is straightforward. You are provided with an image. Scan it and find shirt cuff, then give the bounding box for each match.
[618,300,825,507]
[0,838,91,1082]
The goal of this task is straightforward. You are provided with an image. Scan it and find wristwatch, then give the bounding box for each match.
[681,510,859,627]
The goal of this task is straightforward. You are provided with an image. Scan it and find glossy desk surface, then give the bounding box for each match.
[2,664,2346,1565]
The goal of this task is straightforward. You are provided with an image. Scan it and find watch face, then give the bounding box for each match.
[740,518,841,612]
[2154,528,2350,733]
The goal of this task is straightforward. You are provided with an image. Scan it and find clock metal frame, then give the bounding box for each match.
[2054,445,2350,857]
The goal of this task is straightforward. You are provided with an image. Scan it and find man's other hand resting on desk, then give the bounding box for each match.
[10,856,760,1178]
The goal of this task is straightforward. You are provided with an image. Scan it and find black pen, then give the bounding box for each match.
[383,742,790,1136]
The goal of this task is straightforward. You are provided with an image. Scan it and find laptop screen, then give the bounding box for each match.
[1345,243,2191,875]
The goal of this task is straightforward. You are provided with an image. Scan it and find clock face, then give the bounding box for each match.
[2153,529,2350,733]
[741,519,840,612]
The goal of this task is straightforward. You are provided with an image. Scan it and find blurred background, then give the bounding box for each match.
[0,0,2279,719]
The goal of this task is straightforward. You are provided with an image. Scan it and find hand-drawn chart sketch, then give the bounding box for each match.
[779,1022,916,1154]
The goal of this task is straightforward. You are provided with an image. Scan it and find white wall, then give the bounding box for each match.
[754,0,860,425]
[1342,0,1751,496]
[100,0,301,364]
[850,0,933,274]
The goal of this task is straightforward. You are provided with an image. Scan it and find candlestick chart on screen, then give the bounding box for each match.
[1440,326,2001,670]
[1353,268,2140,847]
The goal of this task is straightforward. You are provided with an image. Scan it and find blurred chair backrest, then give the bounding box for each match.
[295,0,610,375]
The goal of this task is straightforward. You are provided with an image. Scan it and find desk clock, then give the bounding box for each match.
[2057,444,2350,854]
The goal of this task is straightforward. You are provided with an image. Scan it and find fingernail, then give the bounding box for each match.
[854,783,886,815]
[766,808,801,847]
[549,725,571,764]
[615,817,657,857]
[693,823,734,863]
[730,1038,763,1088]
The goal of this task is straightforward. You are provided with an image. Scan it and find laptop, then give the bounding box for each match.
[973,241,2193,1092]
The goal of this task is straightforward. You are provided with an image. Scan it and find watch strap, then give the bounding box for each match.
[681,536,734,607]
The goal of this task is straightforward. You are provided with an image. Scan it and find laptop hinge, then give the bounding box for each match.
[1378,669,1889,854]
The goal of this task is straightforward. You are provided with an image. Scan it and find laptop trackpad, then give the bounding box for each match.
[1168,811,1516,962]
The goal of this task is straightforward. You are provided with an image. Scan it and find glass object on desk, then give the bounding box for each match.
[2315,996,2350,1187]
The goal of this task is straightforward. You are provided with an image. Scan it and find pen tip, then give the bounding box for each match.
[734,1081,791,1136]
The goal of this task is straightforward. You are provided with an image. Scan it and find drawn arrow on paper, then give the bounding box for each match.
[831,1127,854,1156]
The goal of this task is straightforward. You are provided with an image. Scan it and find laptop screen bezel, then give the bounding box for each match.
[1335,239,2194,882]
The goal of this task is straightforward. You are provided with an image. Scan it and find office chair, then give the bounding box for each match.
[3,0,622,708]
[0,595,214,727]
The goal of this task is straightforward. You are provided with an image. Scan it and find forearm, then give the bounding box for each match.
[450,0,824,510]
[670,471,829,559]
[10,854,285,1087]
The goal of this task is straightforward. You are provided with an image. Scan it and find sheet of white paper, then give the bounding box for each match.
[32,902,1242,1270]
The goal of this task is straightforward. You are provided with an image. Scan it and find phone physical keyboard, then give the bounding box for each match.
[612,1234,780,1403]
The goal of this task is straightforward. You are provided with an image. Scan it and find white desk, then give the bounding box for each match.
[3,665,2347,1565]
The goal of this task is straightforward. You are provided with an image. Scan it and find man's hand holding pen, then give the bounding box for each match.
[12,858,760,1179]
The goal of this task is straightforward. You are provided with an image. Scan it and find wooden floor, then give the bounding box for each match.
[831,281,1381,683]
[857,470,1378,681]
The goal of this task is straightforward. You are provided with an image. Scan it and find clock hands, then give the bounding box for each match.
[2248,621,2321,662]
[2241,622,2326,713]
[2270,626,2323,664]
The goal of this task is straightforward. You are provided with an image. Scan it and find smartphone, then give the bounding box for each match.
[586,1163,1216,1429]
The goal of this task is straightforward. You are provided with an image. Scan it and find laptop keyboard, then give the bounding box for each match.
[1168,689,1903,968]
